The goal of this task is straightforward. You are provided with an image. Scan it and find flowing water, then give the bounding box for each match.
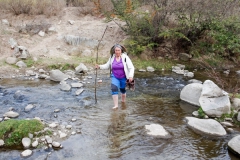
[0,70,239,160]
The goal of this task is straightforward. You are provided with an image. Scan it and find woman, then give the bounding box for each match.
[96,44,134,109]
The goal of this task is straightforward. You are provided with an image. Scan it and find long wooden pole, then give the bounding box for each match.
[95,25,108,104]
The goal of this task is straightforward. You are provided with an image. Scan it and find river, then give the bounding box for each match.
[0,70,239,160]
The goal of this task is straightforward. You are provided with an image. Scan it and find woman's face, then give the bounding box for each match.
[114,47,122,57]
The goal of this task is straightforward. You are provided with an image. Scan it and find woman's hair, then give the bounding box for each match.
[113,44,123,51]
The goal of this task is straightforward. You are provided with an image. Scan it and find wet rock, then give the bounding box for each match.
[71,83,83,88]
[20,149,32,158]
[25,104,35,112]
[14,90,25,100]
[54,109,60,113]
[49,70,69,82]
[145,124,171,138]
[75,89,84,96]
[71,131,76,135]
[22,137,31,148]
[59,131,67,138]
[185,117,226,136]
[3,111,19,118]
[75,63,88,74]
[49,123,58,128]
[52,141,61,148]
[71,118,77,122]
[60,82,71,91]
[228,135,240,156]
[66,125,72,129]
[180,83,202,106]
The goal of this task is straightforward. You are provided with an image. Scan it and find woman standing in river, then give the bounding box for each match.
[96,44,135,109]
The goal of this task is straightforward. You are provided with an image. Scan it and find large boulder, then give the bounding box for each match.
[180,83,202,106]
[185,117,226,137]
[228,135,240,156]
[199,80,230,117]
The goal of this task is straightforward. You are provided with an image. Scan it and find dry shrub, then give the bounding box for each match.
[0,0,65,16]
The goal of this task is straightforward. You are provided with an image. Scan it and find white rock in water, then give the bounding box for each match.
[66,125,72,129]
[52,141,61,148]
[21,149,33,158]
[76,89,84,96]
[49,123,58,128]
[3,111,19,118]
[25,104,35,111]
[145,124,171,138]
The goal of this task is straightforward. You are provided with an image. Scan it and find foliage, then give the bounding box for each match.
[197,107,205,118]
[0,119,44,146]
[133,58,174,70]
[23,59,35,67]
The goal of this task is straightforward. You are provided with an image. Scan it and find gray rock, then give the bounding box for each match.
[25,104,35,112]
[185,117,226,136]
[145,124,171,138]
[3,111,19,118]
[52,141,61,148]
[238,112,240,122]
[6,57,17,65]
[32,140,38,148]
[75,63,88,74]
[201,80,226,97]
[20,149,32,158]
[60,82,71,91]
[71,83,83,88]
[220,122,233,127]
[49,70,69,82]
[16,61,27,68]
[146,66,155,72]
[76,89,84,96]
[180,83,202,106]
[22,137,31,148]
[192,111,199,117]
[188,79,202,84]
[228,135,240,156]
[232,98,240,110]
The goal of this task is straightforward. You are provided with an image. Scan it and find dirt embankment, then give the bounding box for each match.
[0,7,127,78]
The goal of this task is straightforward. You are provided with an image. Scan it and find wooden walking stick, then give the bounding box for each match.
[95,25,108,104]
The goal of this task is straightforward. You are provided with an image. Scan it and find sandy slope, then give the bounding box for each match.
[0,7,127,77]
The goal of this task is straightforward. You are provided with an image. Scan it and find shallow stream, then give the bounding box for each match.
[0,70,239,160]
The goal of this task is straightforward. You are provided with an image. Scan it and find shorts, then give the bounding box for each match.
[111,74,127,95]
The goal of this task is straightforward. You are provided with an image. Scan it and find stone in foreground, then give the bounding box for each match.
[145,124,171,138]
[228,135,240,156]
[185,117,226,137]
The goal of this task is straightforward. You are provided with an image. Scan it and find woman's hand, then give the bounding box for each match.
[128,77,133,82]
[95,64,99,69]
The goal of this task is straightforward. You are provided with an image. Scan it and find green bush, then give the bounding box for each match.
[0,119,44,147]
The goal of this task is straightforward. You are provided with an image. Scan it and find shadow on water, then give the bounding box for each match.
[0,71,240,160]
